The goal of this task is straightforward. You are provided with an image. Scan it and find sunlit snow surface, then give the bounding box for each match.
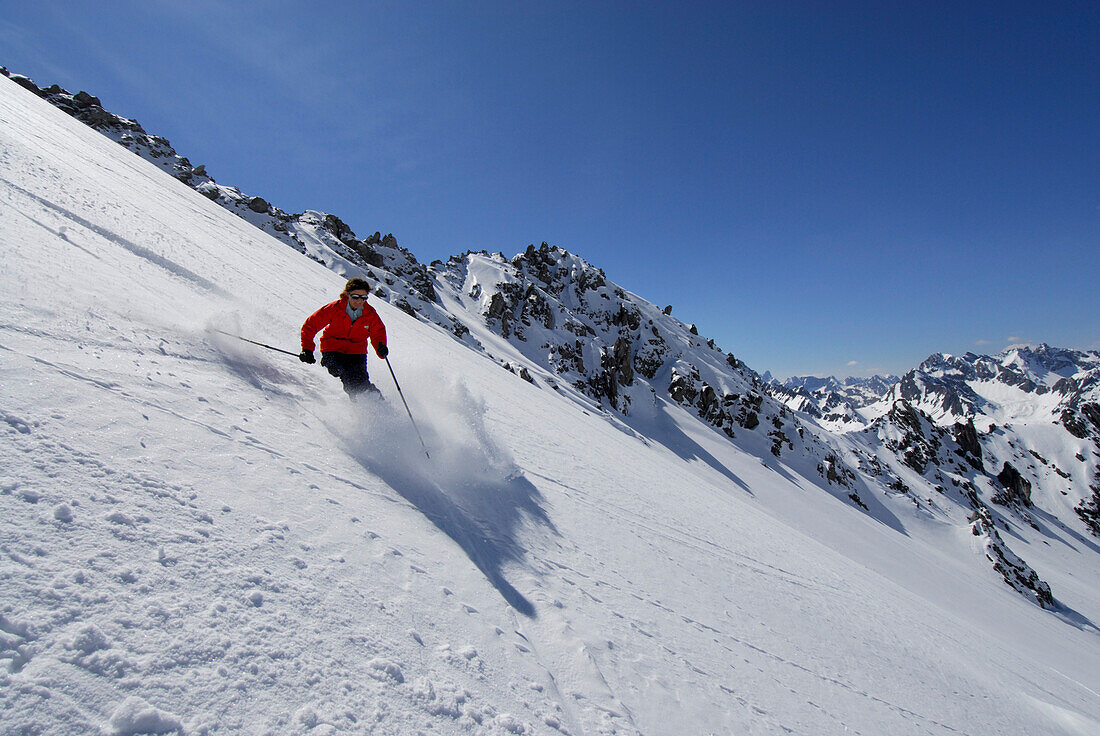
[2,75,1099,736]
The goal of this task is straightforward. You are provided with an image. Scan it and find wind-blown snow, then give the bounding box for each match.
[2,74,1099,735]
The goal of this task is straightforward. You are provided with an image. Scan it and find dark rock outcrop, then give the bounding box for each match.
[994,462,1032,507]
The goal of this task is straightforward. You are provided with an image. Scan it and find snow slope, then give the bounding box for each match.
[14,69,1097,603]
[2,74,1100,736]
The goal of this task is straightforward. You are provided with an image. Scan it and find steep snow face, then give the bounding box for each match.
[17,69,1099,557]
[8,70,877,519]
[4,72,1100,736]
[3,71,443,326]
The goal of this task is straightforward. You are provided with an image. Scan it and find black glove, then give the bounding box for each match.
[376,344,389,359]
[299,350,316,364]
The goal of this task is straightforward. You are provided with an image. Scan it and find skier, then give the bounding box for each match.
[299,277,389,398]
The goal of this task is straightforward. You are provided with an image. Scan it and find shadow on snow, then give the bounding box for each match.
[334,383,554,618]
[362,458,551,618]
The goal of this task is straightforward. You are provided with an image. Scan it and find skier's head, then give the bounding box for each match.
[342,278,372,302]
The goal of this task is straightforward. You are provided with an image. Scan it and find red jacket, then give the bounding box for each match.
[301,297,387,356]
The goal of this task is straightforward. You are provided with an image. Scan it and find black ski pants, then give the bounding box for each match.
[320,352,376,397]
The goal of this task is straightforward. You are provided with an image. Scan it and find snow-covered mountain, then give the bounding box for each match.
[871,346,1100,535]
[879,346,1100,429]
[767,374,899,431]
[3,70,1100,735]
[770,349,1100,540]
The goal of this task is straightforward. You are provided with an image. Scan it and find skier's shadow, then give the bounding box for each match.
[358,457,552,618]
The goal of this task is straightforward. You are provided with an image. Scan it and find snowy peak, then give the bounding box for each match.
[1000,343,1099,381]
[890,345,1100,426]
[868,345,1100,539]
[433,243,756,412]
[775,345,1100,434]
[916,344,1100,395]
[771,344,1100,550]
[774,346,1100,433]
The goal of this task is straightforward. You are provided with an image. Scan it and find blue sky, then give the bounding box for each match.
[4,1,1097,378]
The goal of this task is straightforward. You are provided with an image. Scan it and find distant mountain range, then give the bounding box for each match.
[765,373,901,429]
[9,68,1099,610]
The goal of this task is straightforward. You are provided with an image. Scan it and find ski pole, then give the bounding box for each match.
[213,329,299,357]
[385,356,430,459]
